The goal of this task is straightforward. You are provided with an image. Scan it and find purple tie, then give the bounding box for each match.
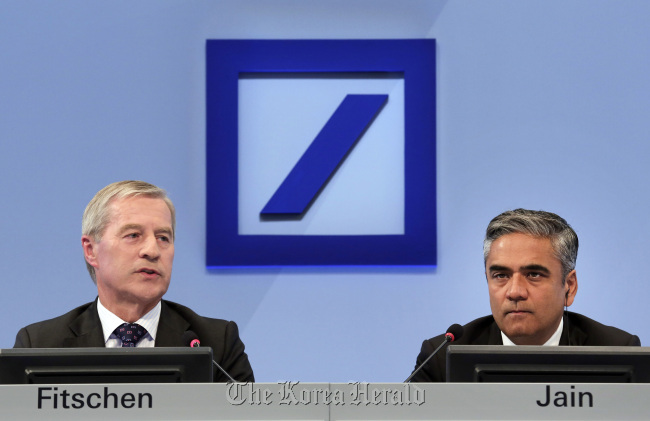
[113,323,148,347]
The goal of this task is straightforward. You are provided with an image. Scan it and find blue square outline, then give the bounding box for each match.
[206,39,436,267]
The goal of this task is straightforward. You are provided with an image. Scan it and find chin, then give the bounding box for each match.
[503,326,532,340]
[136,287,167,302]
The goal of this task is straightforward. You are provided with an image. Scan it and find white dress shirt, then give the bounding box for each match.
[97,298,161,348]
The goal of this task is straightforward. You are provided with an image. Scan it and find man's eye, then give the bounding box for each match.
[126,233,140,239]
[158,235,170,242]
[528,272,541,278]
[493,273,508,279]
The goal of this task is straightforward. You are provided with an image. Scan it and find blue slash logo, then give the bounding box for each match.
[260,94,388,216]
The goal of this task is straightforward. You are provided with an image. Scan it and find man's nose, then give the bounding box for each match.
[506,274,528,301]
[139,235,161,260]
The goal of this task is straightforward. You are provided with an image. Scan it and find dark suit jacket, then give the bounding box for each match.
[14,299,254,382]
[409,311,641,382]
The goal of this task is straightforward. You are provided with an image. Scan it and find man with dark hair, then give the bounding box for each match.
[409,208,640,382]
[14,181,254,382]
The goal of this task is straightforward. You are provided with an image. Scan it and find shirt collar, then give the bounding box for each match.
[97,298,161,344]
[501,317,564,346]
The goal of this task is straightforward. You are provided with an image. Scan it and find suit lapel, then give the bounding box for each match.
[154,300,191,347]
[61,299,192,347]
[487,321,504,345]
[560,312,586,345]
[64,299,105,347]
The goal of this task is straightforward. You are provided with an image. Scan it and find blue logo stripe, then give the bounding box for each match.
[261,94,388,215]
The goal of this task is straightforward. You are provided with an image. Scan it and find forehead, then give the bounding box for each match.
[486,233,559,267]
[107,196,172,227]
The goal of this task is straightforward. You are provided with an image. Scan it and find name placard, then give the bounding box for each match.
[1,382,648,420]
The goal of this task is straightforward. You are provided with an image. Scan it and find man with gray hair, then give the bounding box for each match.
[14,180,254,382]
[409,208,640,382]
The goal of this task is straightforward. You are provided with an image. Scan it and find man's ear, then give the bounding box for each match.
[564,269,578,307]
[81,235,99,268]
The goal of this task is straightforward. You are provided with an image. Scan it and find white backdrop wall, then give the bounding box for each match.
[1,0,649,382]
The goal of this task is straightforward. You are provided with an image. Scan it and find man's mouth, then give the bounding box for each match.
[506,308,531,315]
[139,268,159,275]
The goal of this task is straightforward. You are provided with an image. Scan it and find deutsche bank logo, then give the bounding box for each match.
[260,94,389,216]
[206,40,436,267]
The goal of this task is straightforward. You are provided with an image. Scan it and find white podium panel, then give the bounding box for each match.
[331,382,649,421]
[0,382,327,421]
[1,382,649,420]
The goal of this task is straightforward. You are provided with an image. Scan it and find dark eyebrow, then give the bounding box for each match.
[488,265,511,273]
[520,264,551,274]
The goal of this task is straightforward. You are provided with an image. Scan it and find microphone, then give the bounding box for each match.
[182,330,237,383]
[404,324,464,383]
[183,331,201,348]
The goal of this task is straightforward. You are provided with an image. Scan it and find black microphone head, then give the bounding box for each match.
[182,330,201,347]
[445,324,464,342]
